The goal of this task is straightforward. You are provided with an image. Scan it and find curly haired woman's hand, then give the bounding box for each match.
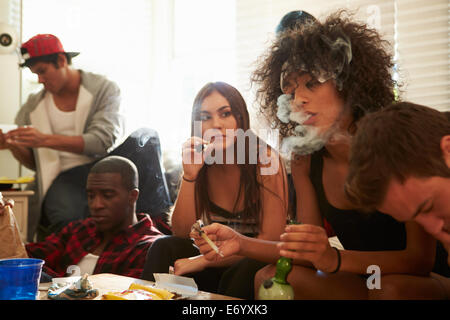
[191,223,241,261]
[278,224,339,273]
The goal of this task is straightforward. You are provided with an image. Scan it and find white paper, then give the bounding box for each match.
[152,273,198,296]
[52,276,81,286]
[0,124,17,133]
[48,276,82,296]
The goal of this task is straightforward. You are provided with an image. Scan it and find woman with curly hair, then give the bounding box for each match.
[193,10,449,299]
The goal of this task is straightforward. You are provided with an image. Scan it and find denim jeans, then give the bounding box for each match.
[38,128,173,240]
[39,162,93,240]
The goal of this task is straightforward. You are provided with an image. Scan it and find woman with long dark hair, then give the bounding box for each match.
[141,81,288,299]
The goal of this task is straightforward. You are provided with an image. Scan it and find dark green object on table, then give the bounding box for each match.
[257,220,298,300]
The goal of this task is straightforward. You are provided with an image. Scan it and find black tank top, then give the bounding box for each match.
[310,151,407,251]
[309,151,449,276]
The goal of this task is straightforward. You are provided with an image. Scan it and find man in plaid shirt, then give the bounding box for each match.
[24,155,164,279]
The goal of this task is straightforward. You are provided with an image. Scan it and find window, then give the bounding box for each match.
[155,0,236,153]
[22,0,153,139]
[21,0,449,158]
[234,0,449,113]
[21,0,237,154]
[395,0,449,110]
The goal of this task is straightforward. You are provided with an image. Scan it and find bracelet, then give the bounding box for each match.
[329,247,341,274]
[182,175,197,183]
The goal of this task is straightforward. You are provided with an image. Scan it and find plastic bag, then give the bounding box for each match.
[0,192,28,259]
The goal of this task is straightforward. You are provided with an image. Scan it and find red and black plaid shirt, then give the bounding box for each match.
[26,214,163,279]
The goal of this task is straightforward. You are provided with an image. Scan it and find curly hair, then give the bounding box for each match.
[251,10,398,138]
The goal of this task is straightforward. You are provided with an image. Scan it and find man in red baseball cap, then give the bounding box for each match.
[19,34,80,68]
[0,34,125,241]
[17,34,82,97]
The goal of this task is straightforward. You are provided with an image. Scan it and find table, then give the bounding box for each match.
[38,273,240,300]
[2,190,34,243]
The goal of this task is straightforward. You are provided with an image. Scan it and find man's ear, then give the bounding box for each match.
[57,53,67,68]
[441,135,450,168]
[129,188,139,205]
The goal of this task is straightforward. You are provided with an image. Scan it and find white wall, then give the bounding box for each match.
[0,0,21,178]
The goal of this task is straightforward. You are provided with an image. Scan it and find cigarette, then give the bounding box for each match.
[201,232,224,258]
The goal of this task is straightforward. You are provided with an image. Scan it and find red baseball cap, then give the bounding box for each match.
[19,34,79,67]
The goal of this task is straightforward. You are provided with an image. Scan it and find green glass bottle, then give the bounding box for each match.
[258,219,298,300]
[258,256,294,300]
